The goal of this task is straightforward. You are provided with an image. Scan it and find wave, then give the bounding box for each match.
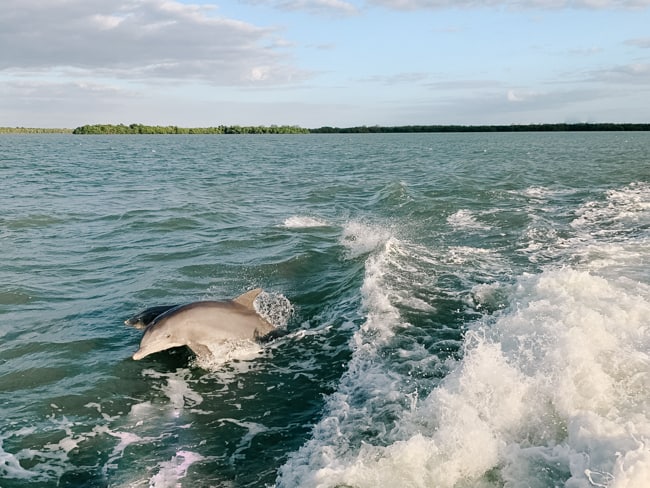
[277,223,462,487]
[278,266,650,487]
[276,183,650,487]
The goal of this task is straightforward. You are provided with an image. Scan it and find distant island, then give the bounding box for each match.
[2,122,650,135]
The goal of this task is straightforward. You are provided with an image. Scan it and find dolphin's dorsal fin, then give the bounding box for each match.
[233,288,263,309]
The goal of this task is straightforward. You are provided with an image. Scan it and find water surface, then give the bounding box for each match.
[1,132,649,487]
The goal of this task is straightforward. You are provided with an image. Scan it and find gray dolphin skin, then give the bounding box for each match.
[132,288,275,361]
[124,304,180,329]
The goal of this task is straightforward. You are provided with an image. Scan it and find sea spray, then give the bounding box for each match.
[278,266,650,488]
[277,224,458,487]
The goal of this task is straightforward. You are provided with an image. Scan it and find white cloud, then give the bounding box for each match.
[368,0,650,10]
[358,72,431,84]
[0,78,143,126]
[507,89,527,101]
[248,66,272,81]
[625,37,650,48]
[396,84,623,125]
[0,0,305,85]
[248,0,360,16]
[426,79,505,90]
[91,14,127,30]
[587,62,650,83]
[281,0,360,15]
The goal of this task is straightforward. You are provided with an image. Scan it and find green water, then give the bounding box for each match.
[1,133,649,487]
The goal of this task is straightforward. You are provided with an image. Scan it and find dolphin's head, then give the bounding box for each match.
[132,320,185,360]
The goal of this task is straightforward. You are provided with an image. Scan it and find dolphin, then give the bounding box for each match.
[132,288,276,361]
[125,304,180,329]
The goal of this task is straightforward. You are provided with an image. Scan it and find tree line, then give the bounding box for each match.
[70,122,650,134]
[72,123,650,134]
[2,123,649,135]
[72,123,310,134]
[309,123,650,133]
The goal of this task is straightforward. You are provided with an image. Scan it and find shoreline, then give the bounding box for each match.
[2,122,650,135]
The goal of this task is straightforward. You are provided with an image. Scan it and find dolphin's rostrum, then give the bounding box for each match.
[132,288,276,361]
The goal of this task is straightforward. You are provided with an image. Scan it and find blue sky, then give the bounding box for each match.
[1,0,649,128]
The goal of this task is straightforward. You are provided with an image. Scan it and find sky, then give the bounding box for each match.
[1,0,650,128]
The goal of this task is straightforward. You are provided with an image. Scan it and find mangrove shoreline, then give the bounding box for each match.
[2,122,650,135]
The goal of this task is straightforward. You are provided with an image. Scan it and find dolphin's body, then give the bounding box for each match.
[132,288,275,361]
[125,304,180,329]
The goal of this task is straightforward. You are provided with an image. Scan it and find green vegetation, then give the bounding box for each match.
[0,127,72,134]
[73,122,650,134]
[2,123,649,135]
[72,123,310,134]
[309,123,650,133]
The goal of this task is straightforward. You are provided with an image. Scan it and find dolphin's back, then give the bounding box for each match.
[154,299,275,340]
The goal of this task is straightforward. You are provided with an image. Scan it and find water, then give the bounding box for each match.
[1,132,649,487]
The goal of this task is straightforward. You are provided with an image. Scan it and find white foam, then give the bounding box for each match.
[513,182,650,277]
[101,427,152,475]
[467,282,509,312]
[395,295,435,312]
[194,339,264,371]
[522,186,553,199]
[0,437,39,480]
[0,413,143,484]
[447,209,491,231]
[446,245,500,265]
[1,383,206,486]
[572,182,650,233]
[277,234,434,486]
[340,221,392,259]
[220,418,269,464]
[277,267,650,487]
[282,216,329,228]
[149,450,205,488]
[567,183,650,278]
[142,368,203,413]
[128,400,156,419]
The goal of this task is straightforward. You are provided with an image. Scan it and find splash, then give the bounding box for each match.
[193,339,264,371]
[277,232,445,487]
[282,216,330,229]
[340,221,392,259]
[277,183,650,487]
[277,266,650,487]
[254,291,294,329]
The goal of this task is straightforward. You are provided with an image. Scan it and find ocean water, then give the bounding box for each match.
[1,132,649,488]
